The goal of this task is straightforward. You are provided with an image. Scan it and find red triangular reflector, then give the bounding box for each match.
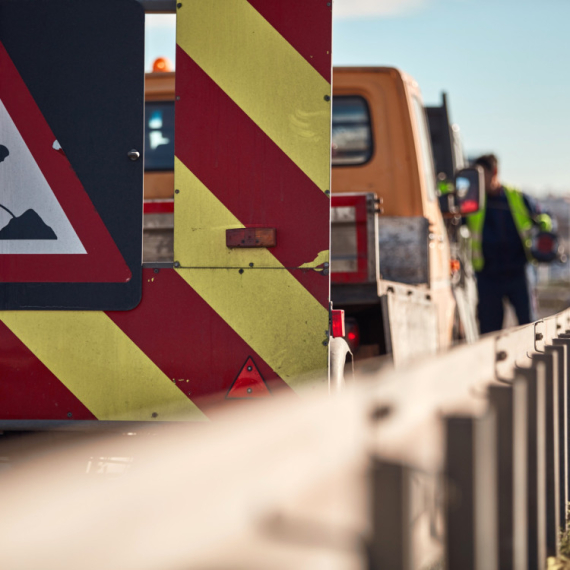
[226,357,271,399]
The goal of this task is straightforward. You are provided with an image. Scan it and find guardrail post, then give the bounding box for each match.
[553,337,570,531]
[445,417,475,570]
[533,350,560,557]
[515,363,547,570]
[368,457,410,570]
[548,343,567,534]
[512,373,528,570]
[489,384,514,570]
[444,413,498,570]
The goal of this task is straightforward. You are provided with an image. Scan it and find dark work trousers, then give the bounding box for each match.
[476,270,534,334]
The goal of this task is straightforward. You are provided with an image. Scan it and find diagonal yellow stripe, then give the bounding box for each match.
[174,155,331,271]
[177,0,331,193]
[176,266,328,388]
[174,157,328,268]
[0,311,207,421]
[173,161,328,388]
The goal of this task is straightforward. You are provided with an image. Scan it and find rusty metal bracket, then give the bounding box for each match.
[226,228,276,248]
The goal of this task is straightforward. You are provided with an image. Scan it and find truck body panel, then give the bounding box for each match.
[331,67,455,355]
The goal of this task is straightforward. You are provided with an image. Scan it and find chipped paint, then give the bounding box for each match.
[298,250,329,270]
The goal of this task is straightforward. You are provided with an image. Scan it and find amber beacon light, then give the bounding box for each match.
[152,57,173,73]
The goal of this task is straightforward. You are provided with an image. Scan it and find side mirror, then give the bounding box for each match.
[454,166,484,215]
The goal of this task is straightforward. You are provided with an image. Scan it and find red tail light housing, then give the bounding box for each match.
[331,309,345,338]
[344,318,360,353]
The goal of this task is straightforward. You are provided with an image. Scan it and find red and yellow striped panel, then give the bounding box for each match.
[174,1,331,386]
[0,1,331,424]
[0,289,208,422]
[0,265,322,422]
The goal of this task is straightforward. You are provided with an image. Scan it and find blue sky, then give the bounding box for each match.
[146,0,570,195]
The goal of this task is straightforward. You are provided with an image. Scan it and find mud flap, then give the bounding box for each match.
[381,282,439,367]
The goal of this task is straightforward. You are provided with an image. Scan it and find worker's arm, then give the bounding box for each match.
[523,194,553,232]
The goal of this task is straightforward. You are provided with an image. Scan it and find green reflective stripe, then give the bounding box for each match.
[466,186,548,270]
[467,210,485,271]
[504,187,534,262]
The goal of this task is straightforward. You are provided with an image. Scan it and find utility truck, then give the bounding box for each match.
[329,69,481,363]
[426,93,479,343]
[142,65,483,366]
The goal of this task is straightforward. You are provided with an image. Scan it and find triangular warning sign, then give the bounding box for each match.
[226,357,271,399]
[0,41,130,283]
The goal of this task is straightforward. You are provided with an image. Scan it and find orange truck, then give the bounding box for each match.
[330,68,482,362]
[143,64,482,365]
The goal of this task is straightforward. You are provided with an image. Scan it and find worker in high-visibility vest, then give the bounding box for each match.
[466,154,552,334]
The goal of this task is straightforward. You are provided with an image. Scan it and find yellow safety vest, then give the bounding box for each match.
[466,187,552,272]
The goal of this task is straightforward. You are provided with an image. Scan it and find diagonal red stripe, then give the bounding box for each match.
[247,0,332,82]
[106,268,294,406]
[175,48,329,305]
[0,322,97,420]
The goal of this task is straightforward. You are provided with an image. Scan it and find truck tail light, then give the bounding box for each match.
[344,318,360,353]
[331,309,345,338]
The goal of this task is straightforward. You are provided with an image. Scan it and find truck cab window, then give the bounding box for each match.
[144,101,175,171]
[332,96,372,166]
[412,97,437,201]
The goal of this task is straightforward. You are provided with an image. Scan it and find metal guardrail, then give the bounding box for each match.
[369,308,570,569]
[0,311,569,569]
